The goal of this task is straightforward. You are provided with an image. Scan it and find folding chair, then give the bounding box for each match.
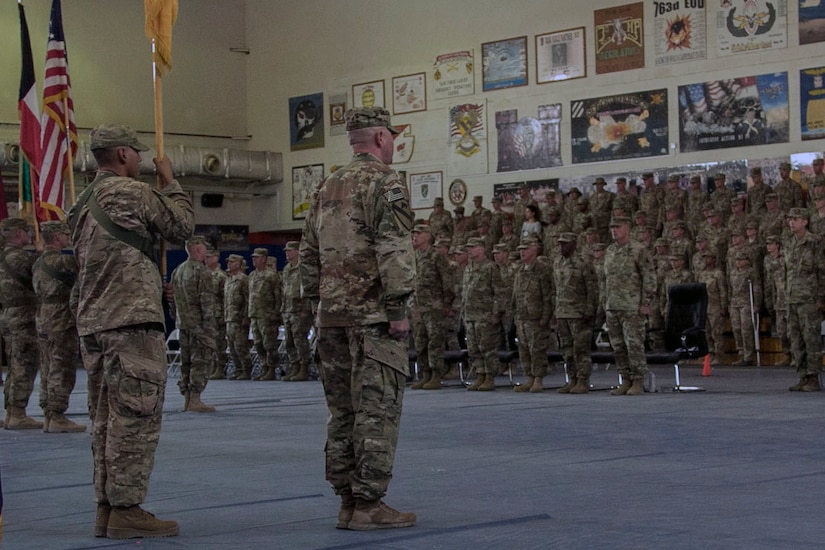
[166,329,181,378]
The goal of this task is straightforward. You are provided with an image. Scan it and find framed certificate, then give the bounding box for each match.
[392,73,427,114]
[409,171,442,210]
[536,27,586,83]
[352,80,386,109]
[481,36,528,91]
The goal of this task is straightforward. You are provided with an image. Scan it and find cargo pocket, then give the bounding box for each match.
[364,331,408,378]
[117,352,166,417]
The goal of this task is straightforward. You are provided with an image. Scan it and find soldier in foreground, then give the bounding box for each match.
[301,107,417,530]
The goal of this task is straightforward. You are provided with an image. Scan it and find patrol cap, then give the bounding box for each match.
[731,197,743,205]
[285,240,300,251]
[642,172,655,179]
[344,106,399,134]
[466,237,486,248]
[493,243,509,253]
[227,254,244,262]
[435,237,452,248]
[473,195,483,201]
[671,220,687,230]
[765,235,781,245]
[568,187,581,196]
[476,220,489,229]
[690,175,701,184]
[749,166,762,176]
[765,192,778,202]
[206,247,220,257]
[668,254,684,262]
[814,158,824,165]
[89,124,150,151]
[39,220,69,235]
[585,227,599,235]
[557,232,578,243]
[491,196,502,203]
[593,177,606,186]
[187,235,207,247]
[616,177,627,184]
[252,247,268,257]
[654,238,670,247]
[716,172,727,179]
[411,224,430,233]
[433,197,444,206]
[610,216,631,227]
[735,251,751,261]
[695,234,708,243]
[730,229,745,238]
[634,210,648,218]
[501,216,513,226]
[517,237,539,249]
[667,174,680,183]
[701,250,717,258]
[545,206,561,217]
[780,162,791,170]
[787,207,808,219]
[745,220,759,230]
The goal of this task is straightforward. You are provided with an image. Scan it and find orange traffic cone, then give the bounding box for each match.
[701,355,712,377]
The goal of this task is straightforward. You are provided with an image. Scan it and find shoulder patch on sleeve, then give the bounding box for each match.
[384,187,405,203]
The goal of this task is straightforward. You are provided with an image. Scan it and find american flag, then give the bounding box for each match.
[685,84,707,114]
[18,2,43,222]
[39,0,77,220]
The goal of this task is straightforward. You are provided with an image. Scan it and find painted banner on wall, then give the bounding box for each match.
[716,0,787,56]
[495,104,562,172]
[678,72,789,152]
[448,101,487,176]
[653,1,707,66]
[799,0,825,45]
[432,51,475,100]
[800,66,825,141]
[570,89,669,164]
[594,2,645,74]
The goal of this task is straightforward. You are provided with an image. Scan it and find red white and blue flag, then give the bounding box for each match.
[18,1,43,222]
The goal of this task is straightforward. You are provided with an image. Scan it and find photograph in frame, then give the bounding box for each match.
[392,73,427,114]
[292,163,324,220]
[409,171,443,210]
[329,92,347,137]
[481,36,528,91]
[352,80,386,109]
[536,27,586,83]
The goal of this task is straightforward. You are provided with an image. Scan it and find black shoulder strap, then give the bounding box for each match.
[38,251,76,287]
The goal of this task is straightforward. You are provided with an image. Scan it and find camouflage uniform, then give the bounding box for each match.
[224,262,252,379]
[70,124,194,509]
[207,261,228,378]
[763,245,789,358]
[281,243,313,380]
[299,110,416,507]
[171,244,216,397]
[686,182,707,236]
[511,250,553,380]
[604,230,656,382]
[711,183,735,218]
[248,253,282,379]
[747,180,771,216]
[428,205,453,240]
[0,222,40,419]
[33,236,80,421]
[462,246,503,379]
[774,176,804,213]
[588,180,614,241]
[695,255,728,361]
[727,255,761,364]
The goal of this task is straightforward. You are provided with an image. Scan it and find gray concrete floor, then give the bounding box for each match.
[2,363,825,549]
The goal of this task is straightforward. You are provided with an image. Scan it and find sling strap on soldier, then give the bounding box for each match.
[38,250,77,287]
[0,249,34,289]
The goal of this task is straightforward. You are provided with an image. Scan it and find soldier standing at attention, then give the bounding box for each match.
[410,225,454,390]
[427,197,453,241]
[604,217,656,395]
[205,248,228,380]
[695,252,728,365]
[248,248,282,381]
[763,236,790,366]
[589,177,614,242]
[774,162,804,213]
[300,107,417,530]
[727,252,761,366]
[554,233,598,394]
[171,236,217,412]
[511,237,554,393]
[280,241,313,381]
[69,124,193,539]
[224,254,253,380]
[0,217,42,430]
[746,167,770,216]
[711,172,735,219]
[785,208,825,391]
[33,221,85,433]
[462,237,503,392]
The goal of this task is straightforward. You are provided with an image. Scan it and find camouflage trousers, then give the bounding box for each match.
[317,324,407,502]
[284,311,313,371]
[605,310,648,380]
[465,318,499,375]
[514,319,548,377]
[80,325,166,507]
[729,305,756,362]
[788,302,822,376]
[705,307,726,359]
[772,307,790,354]
[213,322,228,373]
[647,308,666,352]
[413,310,446,376]
[38,327,80,414]
[251,318,279,368]
[226,321,252,375]
[557,318,592,380]
[444,314,461,351]
[178,329,214,394]
[2,324,39,411]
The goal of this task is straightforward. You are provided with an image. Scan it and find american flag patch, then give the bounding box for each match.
[384,187,405,203]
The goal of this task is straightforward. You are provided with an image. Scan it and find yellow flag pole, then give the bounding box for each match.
[62,95,75,205]
[151,39,167,277]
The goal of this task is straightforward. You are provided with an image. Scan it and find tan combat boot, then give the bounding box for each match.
[516,376,535,392]
[789,376,808,391]
[466,373,486,391]
[47,413,87,433]
[288,364,309,382]
[106,505,179,539]
[801,375,822,392]
[557,377,576,394]
[5,406,44,430]
[627,379,645,395]
[337,492,357,529]
[208,365,226,380]
[259,366,277,381]
[422,372,443,390]
[570,377,590,394]
[610,378,633,396]
[411,369,431,390]
[187,393,216,413]
[95,503,112,537]
[529,376,544,393]
[478,373,496,391]
[182,392,190,412]
[42,411,51,433]
[347,499,417,531]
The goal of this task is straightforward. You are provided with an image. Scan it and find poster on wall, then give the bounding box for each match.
[194,224,249,251]
[447,101,487,176]
[570,89,669,164]
[329,93,347,137]
[392,73,426,114]
[800,66,825,141]
[292,164,324,220]
[481,36,528,91]
[409,171,443,210]
[495,104,562,172]
[716,0,787,56]
[352,80,386,109]
[432,50,475,100]
[594,2,645,74]
[535,27,586,83]
[392,124,415,163]
[653,1,707,66]
[800,0,825,45]
[678,72,789,152]
[289,93,324,151]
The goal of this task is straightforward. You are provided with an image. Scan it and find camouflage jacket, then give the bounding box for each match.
[300,152,415,327]
[171,258,216,342]
[763,253,786,311]
[461,257,502,321]
[69,173,194,336]
[784,231,825,304]
[604,240,656,311]
[512,257,553,323]
[33,249,77,333]
[428,209,454,239]
[0,245,38,329]
[281,261,311,314]
[711,185,735,218]
[695,267,728,312]
[728,265,762,308]
[553,253,597,319]
[224,272,249,323]
[414,246,454,313]
[774,178,804,212]
[746,182,770,215]
[210,268,227,320]
[248,268,282,321]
